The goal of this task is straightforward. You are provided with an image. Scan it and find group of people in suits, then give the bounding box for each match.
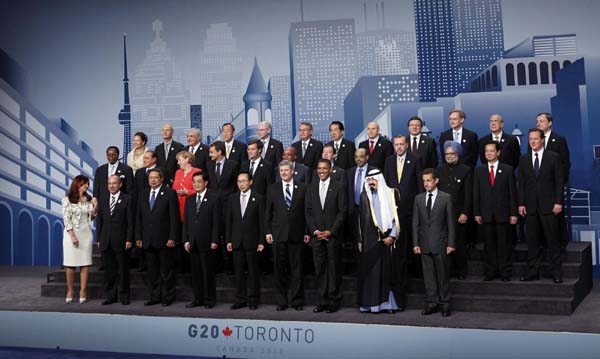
[80,109,569,317]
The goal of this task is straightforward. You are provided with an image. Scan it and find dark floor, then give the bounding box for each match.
[1,266,599,334]
[0,347,216,359]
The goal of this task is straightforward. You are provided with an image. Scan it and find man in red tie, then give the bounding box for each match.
[473,141,518,281]
[358,121,393,172]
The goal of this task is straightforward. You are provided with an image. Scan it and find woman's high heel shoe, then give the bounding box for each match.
[79,297,87,304]
[65,297,73,303]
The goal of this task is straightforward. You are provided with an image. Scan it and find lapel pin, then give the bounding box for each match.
[252,197,256,201]
[421,140,425,143]
[462,139,466,143]
[552,138,556,142]
[295,171,298,175]
[457,179,461,182]
[171,147,174,151]
[342,143,346,147]
[203,198,208,202]
[501,139,505,142]
[309,143,313,146]
[260,163,263,167]
[407,160,411,164]
[498,169,502,173]
[117,169,121,173]
[294,185,298,189]
[118,199,122,204]
[378,143,381,147]
[160,192,164,195]
[271,145,274,148]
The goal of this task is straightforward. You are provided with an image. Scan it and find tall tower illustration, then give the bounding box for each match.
[118,34,131,162]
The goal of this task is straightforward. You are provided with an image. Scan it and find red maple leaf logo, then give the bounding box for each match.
[222,326,233,337]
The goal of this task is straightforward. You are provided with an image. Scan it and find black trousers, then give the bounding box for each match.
[482,221,513,278]
[101,245,130,301]
[311,238,343,306]
[525,212,562,278]
[421,251,451,306]
[451,221,469,277]
[391,218,409,305]
[145,246,176,304]
[233,245,260,305]
[190,246,217,306]
[273,242,304,307]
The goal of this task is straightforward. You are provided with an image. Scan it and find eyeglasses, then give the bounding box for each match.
[445,152,457,156]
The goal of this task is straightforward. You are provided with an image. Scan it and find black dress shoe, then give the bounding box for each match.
[456,274,466,280]
[553,277,563,284]
[186,301,202,308]
[276,305,288,311]
[144,300,160,306]
[326,305,339,313]
[483,275,495,281]
[121,299,130,305]
[501,277,511,282]
[102,299,116,306]
[396,306,405,312]
[385,309,396,314]
[204,304,215,309]
[249,305,258,310]
[162,302,172,307]
[441,309,451,317]
[520,274,540,282]
[313,305,328,313]
[293,305,303,311]
[231,302,247,310]
[137,267,147,272]
[421,305,439,315]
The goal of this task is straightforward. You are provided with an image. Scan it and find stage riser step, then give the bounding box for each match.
[39,283,575,315]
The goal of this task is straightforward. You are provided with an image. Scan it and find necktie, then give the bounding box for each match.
[396,157,404,183]
[355,168,363,205]
[226,144,231,159]
[215,162,221,181]
[412,137,418,154]
[261,141,267,158]
[285,184,292,209]
[249,161,255,175]
[453,131,459,142]
[302,142,307,158]
[495,135,500,143]
[534,153,540,177]
[320,182,327,209]
[195,194,202,214]
[149,190,156,210]
[369,140,374,155]
[191,145,196,154]
[164,143,169,160]
[335,142,339,153]
[109,195,116,216]
[108,165,115,177]
[240,193,247,217]
[489,165,495,187]
[426,192,432,216]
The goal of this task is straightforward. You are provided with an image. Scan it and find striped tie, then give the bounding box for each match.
[109,195,116,216]
[196,194,202,214]
[285,184,292,209]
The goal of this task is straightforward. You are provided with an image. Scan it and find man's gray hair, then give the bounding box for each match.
[279,159,294,170]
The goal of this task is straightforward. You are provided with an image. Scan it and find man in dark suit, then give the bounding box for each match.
[135,169,180,306]
[226,172,265,310]
[326,120,356,170]
[184,128,209,171]
[93,146,134,206]
[305,159,347,313]
[518,128,565,283]
[155,124,184,187]
[276,147,310,184]
[478,114,521,168]
[412,168,456,317]
[292,121,323,170]
[474,141,518,281]
[408,116,438,169]
[96,175,134,305]
[439,110,479,168]
[221,122,248,164]
[347,149,370,248]
[182,171,221,309]
[436,141,472,279]
[384,135,423,297]
[312,144,347,190]
[257,121,284,167]
[240,139,274,195]
[359,121,394,172]
[265,160,310,311]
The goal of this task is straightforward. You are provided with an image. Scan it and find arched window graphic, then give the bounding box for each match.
[506,64,515,86]
[563,60,571,67]
[0,203,12,265]
[36,217,50,265]
[485,70,491,89]
[16,210,33,265]
[492,66,498,87]
[551,61,561,83]
[247,108,259,126]
[264,108,272,123]
[517,63,526,85]
[52,221,64,265]
[528,62,538,85]
[540,62,549,84]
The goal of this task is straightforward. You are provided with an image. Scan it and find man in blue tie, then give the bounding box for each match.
[347,149,370,263]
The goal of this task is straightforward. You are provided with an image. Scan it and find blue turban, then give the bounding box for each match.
[443,140,463,156]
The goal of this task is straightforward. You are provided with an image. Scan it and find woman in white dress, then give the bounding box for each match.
[62,175,96,303]
[127,131,149,174]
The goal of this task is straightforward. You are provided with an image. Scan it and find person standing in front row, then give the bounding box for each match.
[96,175,133,305]
[136,169,180,307]
[412,168,456,317]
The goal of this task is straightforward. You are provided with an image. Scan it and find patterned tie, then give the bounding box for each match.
[226,144,231,159]
[335,142,339,153]
[495,135,500,143]
[285,183,292,209]
[412,137,418,154]
[261,141,267,158]
[249,161,255,175]
[149,190,156,210]
[426,192,432,217]
[320,182,327,210]
[489,165,495,187]
[396,157,404,183]
[354,168,363,205]
[241,193,247,217]
[302,142,307,158]
[369,140,374,155]
[109,195,116,216]
[164,143,169,160]
[215,162,221,181]
[195,194,202,214]
[534,153,540,177]
[453,131,459,142]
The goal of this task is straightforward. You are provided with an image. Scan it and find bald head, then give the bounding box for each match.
[367,122,380,139]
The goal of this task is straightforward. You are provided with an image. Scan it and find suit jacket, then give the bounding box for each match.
[411,134,439,170]
[347,165,371,210]
[292,138,324,169]
[225,139,248,164]
[135,185,180,249]
[133,165,164,207]
[265,181,308,243]
[384,152,424,218]
[439,128,479,168]
[226,191,266,250]
[181,190,221,251]
[544,131,571,181]
[478,132,521,168]
[262,137,284,168]
[304,178,347,243]
[241,158,274,195]
[473,163,517,223]
[326,138,356,170]
[359,137,394,172]
[412,190,456,254]
[155,140,185,186]
[518,150,565,215]
[96,192,134,252]
[184,143,210,171]
[93,162,134,203]
[206,159,240,199]
[275,162,310,184]
[436,163,473,218]
[312,166,347,191]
